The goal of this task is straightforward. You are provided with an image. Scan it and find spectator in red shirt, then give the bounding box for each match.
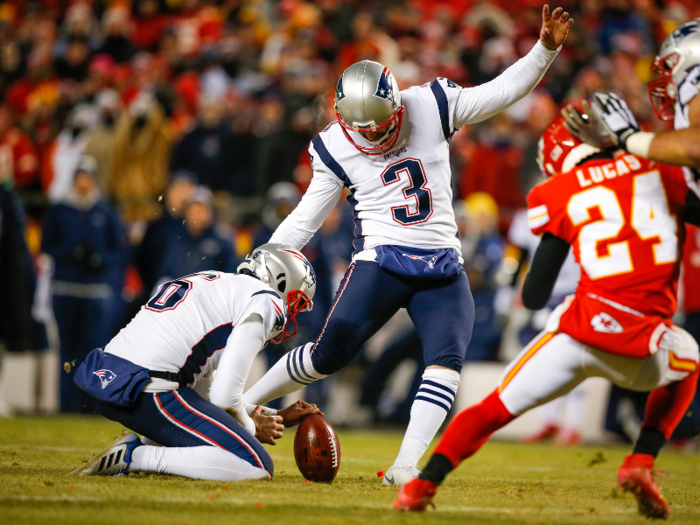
[132,0,169,52]
[459,113,524,233]
[0,105,38,189]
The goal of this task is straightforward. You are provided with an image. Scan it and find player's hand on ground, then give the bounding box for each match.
[561,101,618,150]
[590,93,641,150]
[252,406,285,445]
[278,400,323,428]
[540,5,573,50]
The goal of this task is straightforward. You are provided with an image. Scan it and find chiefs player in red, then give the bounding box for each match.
[394,116,700,519]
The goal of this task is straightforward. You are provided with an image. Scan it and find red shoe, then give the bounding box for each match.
[617,454,670,520]
[554,429,581,446]
[524,423,560,443]
[394,478,438,512]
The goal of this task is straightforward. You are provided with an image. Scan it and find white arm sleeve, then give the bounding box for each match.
[454,40,559,127]
[209,314,267,436]
[269,172,344,250]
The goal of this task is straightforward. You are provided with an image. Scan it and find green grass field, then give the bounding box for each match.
[1,416,699,525]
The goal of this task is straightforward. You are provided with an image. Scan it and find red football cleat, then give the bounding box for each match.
[617,454,670,520]
[393,478,438,512]
[524,423,560,443]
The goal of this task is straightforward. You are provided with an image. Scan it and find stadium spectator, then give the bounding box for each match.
[84,89,122,192]
[44,103,98,202]
[459,193,503,361]
[0,104,38,190]
[109,92,171,224]
[41,156,129,413]
[253,182,301,247]
[157,185,238,281]
[170,95,230,190]
[135,172,195,295]
[459,113,525,232]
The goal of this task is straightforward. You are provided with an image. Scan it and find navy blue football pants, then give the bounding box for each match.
[96,387,274,475]
[311,261,475,375]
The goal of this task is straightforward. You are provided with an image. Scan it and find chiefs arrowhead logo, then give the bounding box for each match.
[591,312,623,334]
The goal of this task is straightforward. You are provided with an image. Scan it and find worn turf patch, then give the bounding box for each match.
[1,416,699,524]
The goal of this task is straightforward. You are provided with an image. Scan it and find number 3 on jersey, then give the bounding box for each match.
[567,170,677,279]
[381,158,433,225]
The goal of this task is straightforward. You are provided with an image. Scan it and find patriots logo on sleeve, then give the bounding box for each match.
[271,300,286,332]
[93,369,117,389]
[374,67,395,102]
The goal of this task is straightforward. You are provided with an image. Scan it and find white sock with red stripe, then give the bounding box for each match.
[393,368,460,467]
[244,343,327,405]
[128,445,270,481]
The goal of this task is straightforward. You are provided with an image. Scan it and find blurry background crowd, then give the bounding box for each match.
[1,0,700,446]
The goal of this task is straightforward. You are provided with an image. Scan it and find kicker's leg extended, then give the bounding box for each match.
[245,262,411,405]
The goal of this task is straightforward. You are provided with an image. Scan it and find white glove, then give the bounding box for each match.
[590,92,641,150]
[561,100,617,150]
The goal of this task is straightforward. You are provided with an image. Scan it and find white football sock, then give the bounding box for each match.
[244,343,327,405]
[393,368,460,466]
[129,445,270,481]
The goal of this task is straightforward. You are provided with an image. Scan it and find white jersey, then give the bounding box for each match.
[507,210,580,298]
[105,271,285,391]
[270,41,559,255]
[674,63,700,192]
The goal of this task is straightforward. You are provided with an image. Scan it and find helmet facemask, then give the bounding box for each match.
[335,105,404,156]
[270,289,313,344]
[648,52,679,121]
[238,243,316,344]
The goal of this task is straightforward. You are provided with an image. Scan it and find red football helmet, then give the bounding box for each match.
[648,53,678,121]
[537,115,600,178]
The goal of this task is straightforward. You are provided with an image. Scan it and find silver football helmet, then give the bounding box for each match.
[334,60,403,155]
[238,243,316,343]
[649,19,700,120]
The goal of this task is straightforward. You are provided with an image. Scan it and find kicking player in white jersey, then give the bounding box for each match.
[73,244,319,482]
[243,5,573,486]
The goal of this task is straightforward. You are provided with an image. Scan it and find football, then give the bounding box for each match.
[294,414,341,482]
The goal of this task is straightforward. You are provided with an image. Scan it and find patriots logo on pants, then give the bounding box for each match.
[94,369,117,389]
[402,253,438,269]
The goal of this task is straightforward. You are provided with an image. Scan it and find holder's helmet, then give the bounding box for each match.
[334,60,404,156]
[237,243,316,343]
[649,19,700,121]
[537,115,600,178]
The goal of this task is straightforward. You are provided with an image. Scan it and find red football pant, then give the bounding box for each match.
[434,390,515,468]
[642,367,699,439]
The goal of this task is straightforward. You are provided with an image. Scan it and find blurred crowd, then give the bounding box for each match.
[1,0,699,441]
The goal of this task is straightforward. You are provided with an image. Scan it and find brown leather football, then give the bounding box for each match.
[294,414,340,482]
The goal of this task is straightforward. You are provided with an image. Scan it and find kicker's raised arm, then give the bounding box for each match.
[268,171,344,250]
[453,5,572,128]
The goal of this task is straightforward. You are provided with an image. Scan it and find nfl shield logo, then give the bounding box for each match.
[94,369,117,389]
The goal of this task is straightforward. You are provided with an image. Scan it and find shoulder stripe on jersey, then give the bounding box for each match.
[528,204,549,228]
[311,135,351,187]
[252,290,281,300]
[429,80,451,141]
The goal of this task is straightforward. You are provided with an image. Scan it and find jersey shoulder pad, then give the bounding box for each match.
[247,288,286,336]
[678,64,700,106]
[308,129,351,187]
[526,179,559,235]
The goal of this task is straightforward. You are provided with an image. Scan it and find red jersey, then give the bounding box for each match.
[527,155,689,358]
[682,224,700,314]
